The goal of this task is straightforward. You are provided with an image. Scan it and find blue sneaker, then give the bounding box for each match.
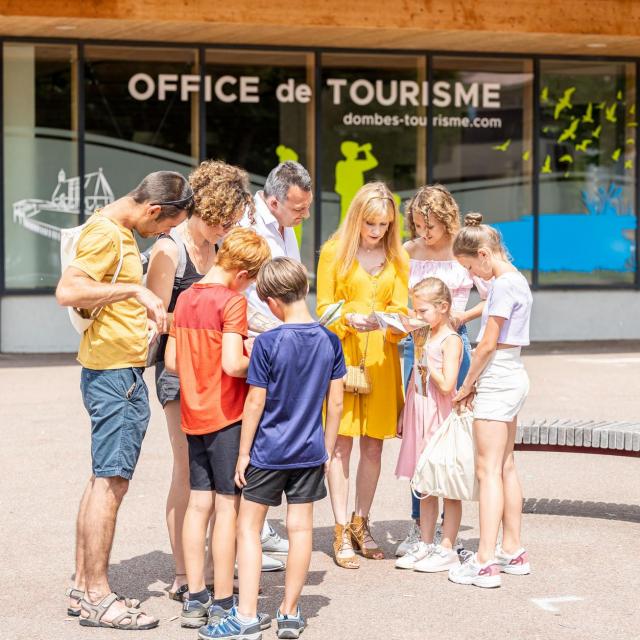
[276,607,306,639]
[198,607,262,640]
[181,596,213,628]
[207,599,271,631]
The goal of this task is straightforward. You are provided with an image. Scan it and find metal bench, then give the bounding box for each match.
[515,418,640,458]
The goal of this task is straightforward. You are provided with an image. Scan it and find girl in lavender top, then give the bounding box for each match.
[396,185,487,558]
[449,213,533,589]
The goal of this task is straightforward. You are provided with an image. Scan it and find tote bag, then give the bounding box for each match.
[410,410,478,502]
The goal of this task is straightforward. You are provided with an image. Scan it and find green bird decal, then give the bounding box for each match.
[605,103,617,123]
[626,137,635,145]
[522,150,531,161]
[592,125,602,139]
[564,171,571,179]
[630,104,636,116]
[492,139,511,152]
[554,87,576,120]
[611,148,622,161]
[582,103,594,124]
[596,101,606,110]
[576,139,593,152]
[541,155,552,174]
[617,90,623,101]
[559,154,574,163]
[557,118,579,142]
[625,159,634,170]
[629,122,638,128]
[540,87,550,103]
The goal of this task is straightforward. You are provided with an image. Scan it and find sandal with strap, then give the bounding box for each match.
[167,583,188,602]
[79,592,158,630]
[332,523,360,569]
[349,512,385,560]
[66,588,140,617]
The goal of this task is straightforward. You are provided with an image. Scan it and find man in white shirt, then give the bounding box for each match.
[240,161,313,563]
[242,161,313,320]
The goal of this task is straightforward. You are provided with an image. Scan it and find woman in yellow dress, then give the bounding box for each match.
[317,181,409,568]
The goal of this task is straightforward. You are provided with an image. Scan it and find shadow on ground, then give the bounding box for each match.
[524,497,640,523]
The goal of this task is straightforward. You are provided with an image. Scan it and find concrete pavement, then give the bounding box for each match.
[1,344,639,640]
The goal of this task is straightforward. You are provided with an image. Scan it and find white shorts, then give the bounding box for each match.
[473,348,529,422]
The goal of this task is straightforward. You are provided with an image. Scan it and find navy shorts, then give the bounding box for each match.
[187,421,242,494]
[155,361,180,407]
[242,464,327,507]
[80,367,150,480]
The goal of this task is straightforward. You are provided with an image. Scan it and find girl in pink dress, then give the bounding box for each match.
[395,277,464,574]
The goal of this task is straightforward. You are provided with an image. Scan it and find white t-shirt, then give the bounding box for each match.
[240,191,301,319]
[477,271,532,346]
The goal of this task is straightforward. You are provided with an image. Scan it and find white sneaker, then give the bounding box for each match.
[395,521,421,557]
[235,553,285,576]
[448,552,501,588]
[395,542,434,570]
[261,520,289,555]
[414,545,460,573]
[495,546,531,575]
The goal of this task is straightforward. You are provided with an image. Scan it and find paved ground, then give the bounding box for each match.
[2,344,640,640]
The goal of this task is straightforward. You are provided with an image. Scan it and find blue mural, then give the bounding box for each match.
[493,182,636,273]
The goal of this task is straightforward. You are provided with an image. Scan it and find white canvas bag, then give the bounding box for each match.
[410,409,478,502]
[60,217,124,335]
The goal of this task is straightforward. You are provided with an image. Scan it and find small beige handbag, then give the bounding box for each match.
[344,334,371,395]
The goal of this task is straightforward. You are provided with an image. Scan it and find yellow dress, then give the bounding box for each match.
[317,240,409,439]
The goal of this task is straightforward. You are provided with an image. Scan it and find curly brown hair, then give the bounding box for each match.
[188,160,255,227]
[405,184,461,240]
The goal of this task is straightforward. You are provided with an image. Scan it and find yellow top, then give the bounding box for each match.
[71,212,147,370]
[317,240,409,439]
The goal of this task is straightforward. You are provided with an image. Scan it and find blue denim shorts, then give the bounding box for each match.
[80,367,151,480]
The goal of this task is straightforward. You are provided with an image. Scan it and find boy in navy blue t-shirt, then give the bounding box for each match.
[201,257,345,640]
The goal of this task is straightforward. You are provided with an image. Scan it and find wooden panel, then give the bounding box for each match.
[1,7,640,56]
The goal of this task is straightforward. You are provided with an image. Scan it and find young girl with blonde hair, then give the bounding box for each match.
[449,213,532,589]
[395,277,463,573]
[396,184,487,557]
[317,181,409,569]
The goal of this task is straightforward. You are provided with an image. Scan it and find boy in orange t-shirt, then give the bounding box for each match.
[165,228,271,629]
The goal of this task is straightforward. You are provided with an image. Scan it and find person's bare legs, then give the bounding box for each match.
[205,512,216,586]
[440,499,462,550]
[68,479,92,609]
[418,495,438,543]
[474,419,509,564]
[163,400,191,593]
[237,498,269,619]
[354,435,383,550]
[82,476,155,626]
[183,490,215,595]
[500,418,524,554]
[212,493,240,601]
[279,503,314,616]
[327,435,354,557]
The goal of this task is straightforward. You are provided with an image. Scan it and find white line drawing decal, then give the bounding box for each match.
[13,168,114,241]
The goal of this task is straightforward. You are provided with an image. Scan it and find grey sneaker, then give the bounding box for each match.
[182,596,213,628]
[261,521,289,555]
[276,607,306,639]
[395,521,421,557]
[207,598,271,631]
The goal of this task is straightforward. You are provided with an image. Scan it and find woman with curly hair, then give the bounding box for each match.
[146,160,255,600]
[394,184,488,561]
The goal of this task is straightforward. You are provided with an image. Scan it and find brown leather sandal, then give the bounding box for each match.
[349,513,385,560]
[66,588,140,617]
[333,523,360,569]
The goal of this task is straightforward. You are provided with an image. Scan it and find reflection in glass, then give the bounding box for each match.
[320,53,427,244]
[205,50,315,275]
[432,57,534,279]
[539,60,636,284]
[3,44,78,289]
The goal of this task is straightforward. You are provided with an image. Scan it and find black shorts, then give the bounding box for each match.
[187,421,241,495]
[242,464,327,507]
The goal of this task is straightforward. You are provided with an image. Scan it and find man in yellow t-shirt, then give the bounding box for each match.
[56,171,192,630]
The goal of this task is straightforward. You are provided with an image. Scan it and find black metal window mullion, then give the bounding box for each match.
[426,54,433,185]
[636,61,640,288]
[532,57,540,290]
[199,46,206,164]
[77,43,86,225]
[0,39,5,298]
[313,50,322,275]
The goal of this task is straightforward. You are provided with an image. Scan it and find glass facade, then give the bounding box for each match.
[2,41,639,292]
